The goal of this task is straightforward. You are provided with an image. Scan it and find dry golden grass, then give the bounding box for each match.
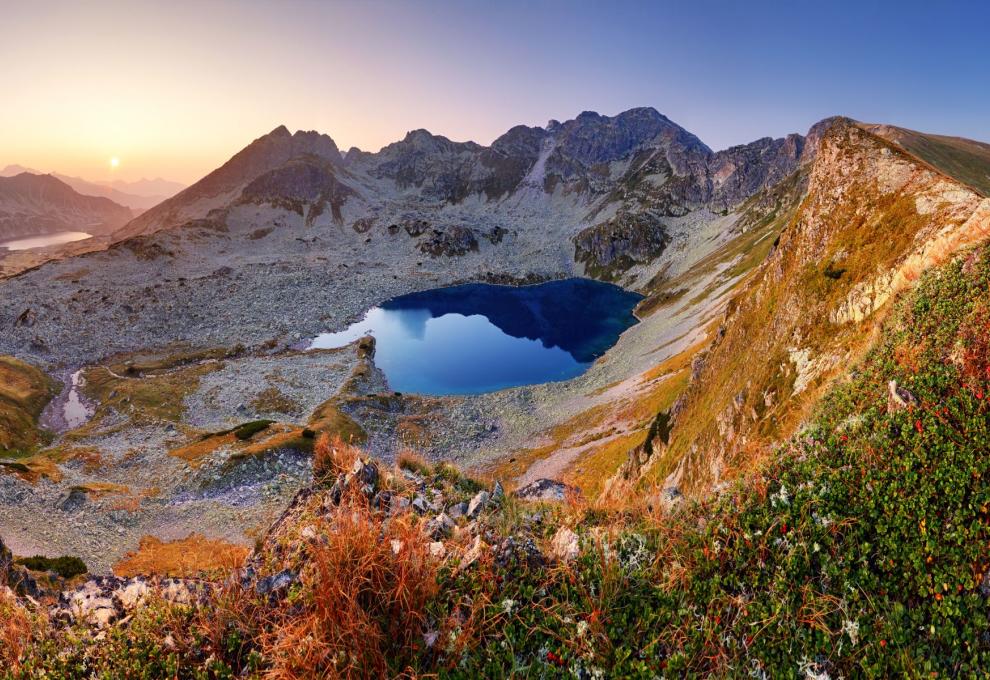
[0,590,35,675]
[485,403,612,486]
[313,433,360,481]
[169,431,239,464]
[171,422,314,467]
[563,429,651,500]
[0,455,62,483]
[70,359,223,440]
[308,398,367,444]
[250,386,301,415]
[259,492,436,678]
[113,534,250,578]
[72,481,130,498]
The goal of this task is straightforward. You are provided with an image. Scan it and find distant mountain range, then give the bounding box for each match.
[0,165,185,211]
[0,173,134,241]
[110,108,807,262]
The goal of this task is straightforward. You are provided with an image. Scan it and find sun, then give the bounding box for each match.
[109,157,120,169]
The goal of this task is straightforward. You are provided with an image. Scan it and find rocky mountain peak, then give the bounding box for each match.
[800,115,855,163]
[545,107,711,180]
[111,125,342,239]
[490,125,547,158]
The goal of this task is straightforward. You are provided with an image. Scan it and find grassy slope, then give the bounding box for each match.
[0,357,57,457]
[651,120,981,494]
[866,124,990,197]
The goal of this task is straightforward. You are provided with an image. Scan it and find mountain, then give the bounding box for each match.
[0,165,184,211]
[0,173,133,241]
[111,126,342,240]
[50,175,174,211]
[105,107,808,280]
[107,176,186,198]
[609,117,990,498]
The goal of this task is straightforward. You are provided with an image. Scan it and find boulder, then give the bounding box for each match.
[256,569,297,597]
[887,379,918,412]
[411,496,430,514]
[458,535,487,571]
[494,535,545,572]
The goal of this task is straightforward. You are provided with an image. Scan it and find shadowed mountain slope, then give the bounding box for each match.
[0,173,133,241]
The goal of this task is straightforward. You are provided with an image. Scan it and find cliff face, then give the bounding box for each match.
[619,119,989,497]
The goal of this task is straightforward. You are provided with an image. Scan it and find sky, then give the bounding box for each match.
[1,0,988,184]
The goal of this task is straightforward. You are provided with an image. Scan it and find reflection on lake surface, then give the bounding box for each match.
[308,278,642,395]
[0,231,92,251]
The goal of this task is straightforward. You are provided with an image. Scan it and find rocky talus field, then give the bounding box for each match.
[2,109,990,677]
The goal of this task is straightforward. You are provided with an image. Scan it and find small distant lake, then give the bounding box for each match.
[0,231,92,251]
[308,278,642,395]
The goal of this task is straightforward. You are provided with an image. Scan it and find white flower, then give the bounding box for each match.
[576,620,589,638]
[501,598,516,615]
[770,484,790,507]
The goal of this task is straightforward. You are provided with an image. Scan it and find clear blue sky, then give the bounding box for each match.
[2,0,987,182]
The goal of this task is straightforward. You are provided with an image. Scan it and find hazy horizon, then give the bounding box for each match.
[2,0,988,184]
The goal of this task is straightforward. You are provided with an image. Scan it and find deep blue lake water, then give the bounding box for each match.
[308,278,642,395]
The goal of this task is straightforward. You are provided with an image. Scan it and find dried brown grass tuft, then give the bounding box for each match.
[313,433,361,482]
[0,589,35,674]
[262,490,438,678]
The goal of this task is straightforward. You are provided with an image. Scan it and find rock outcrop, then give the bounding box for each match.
[573,212,670,278]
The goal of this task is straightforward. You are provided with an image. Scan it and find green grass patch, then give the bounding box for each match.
[233,420,275,441]
[16,555,88,579]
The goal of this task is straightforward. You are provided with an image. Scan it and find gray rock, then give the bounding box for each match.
[493,535,545,572]
[58,488,88,513]
[256,569,297,597]
[425,513,455,540]
[573,212,670,275]
[887,379,918,411]
[467,491,490,518]
[458,535,486,571]
[514,478,577,502]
